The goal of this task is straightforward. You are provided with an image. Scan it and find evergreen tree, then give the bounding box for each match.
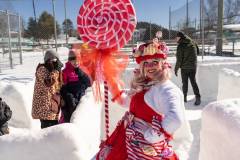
[25,17,38,40]
[136,22,174,41]
[38,11,60,43]
[62,19,74,36]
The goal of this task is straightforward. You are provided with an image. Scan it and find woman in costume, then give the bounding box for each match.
[94,39,184,160]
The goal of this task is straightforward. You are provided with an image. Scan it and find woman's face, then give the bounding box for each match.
[142,58,163,79]
[70,58,78,67]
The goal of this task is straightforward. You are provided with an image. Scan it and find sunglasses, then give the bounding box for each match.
[68,57,77,61]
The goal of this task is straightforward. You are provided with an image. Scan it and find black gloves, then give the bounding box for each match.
[174,68,178,77]
[53,59,63,71]
[44,61,55,72]
[45,59,63,72]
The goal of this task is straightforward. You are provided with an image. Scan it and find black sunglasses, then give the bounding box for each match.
[68,57,77,61]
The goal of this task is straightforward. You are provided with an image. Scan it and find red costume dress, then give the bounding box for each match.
[96,90,179,160]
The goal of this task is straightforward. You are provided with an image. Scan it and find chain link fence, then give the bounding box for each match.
[0,10,23,72]
[170,0,240,56]
[1,0,240,73]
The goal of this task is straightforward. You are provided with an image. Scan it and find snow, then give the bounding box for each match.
[217,68,240,101]
[0,81,38,129]
[224,24,240,31]
[0,124,83,160]
[0,48,240,160]
[197,62,240,102]
[199,99,240,160]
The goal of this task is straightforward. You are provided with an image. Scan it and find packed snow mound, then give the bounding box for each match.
[197,62,240,102]
[217,68,240,100]
[0,81,39,129]
[0,124,82,160]
[71,88,102,159]
[200,99,240,160]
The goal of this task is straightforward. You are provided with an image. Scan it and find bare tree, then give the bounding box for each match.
[204,0,218,29]
[224,0,240,24]
[224,0,236,23]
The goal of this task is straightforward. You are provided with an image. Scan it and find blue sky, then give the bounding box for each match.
[0,0,192,28]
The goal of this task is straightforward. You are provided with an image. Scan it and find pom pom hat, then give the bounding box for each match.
[133,38,168,64]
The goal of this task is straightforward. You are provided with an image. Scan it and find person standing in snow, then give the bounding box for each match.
[32,50,63,129]
[60,50,91,122]
[0,97,12,136]
[94,39,184,160]
[174,31,201,105]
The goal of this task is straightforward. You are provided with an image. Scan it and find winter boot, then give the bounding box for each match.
[184,95,187,103]
[194,96,201,105]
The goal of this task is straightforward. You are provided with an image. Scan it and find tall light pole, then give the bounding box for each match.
[32,0,37,22]
[169,6,171,40]
[64,0,68,45]
[216,0,223,55]
[186,0,189,29]
[52,0,58,51]
[200,0,205,60]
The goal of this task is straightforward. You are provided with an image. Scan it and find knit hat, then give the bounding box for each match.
[68,50,77,61]
[176,31,186,39]
[133,38,168,64]
[44,50,59,62]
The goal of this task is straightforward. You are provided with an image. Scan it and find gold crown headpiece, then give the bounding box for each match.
[133,39,168,64]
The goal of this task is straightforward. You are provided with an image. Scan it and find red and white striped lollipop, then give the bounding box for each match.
[77,0,137,50]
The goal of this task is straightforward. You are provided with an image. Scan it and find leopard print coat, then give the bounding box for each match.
[32,64,62,120]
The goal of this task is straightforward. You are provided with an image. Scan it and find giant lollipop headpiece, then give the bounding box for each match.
[77,0,137,50]
[77,0,137,103]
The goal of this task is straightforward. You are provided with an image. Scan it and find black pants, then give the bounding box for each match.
[181,69,201,97]
[40,120,58,129]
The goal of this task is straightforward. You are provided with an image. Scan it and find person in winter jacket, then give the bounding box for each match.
[32,49,63,129]
[0,97,12,136]
[174,31,201,105]
[61,50,91,122]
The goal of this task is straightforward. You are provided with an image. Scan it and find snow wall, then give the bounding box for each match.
[199,99,240,160]
[0,81,39,129]
[196,62,240,102]
[217,68,240,101]
[0,88,101,160]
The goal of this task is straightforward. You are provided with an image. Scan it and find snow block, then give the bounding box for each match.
[0,81,39,129]
[197,62,240,102]
[0,124,82,160]
[217,68,240,101]
[200,99,240,160]
[71,88,102,160]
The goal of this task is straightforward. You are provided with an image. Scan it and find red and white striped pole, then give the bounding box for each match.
[104,81,110,139]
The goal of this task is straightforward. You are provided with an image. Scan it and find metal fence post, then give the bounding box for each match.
[232,40,235,55]
[7,10,13,69]
[64,0,68,45]
[18,14,23,64]
[52,0,58,51]
[149,21,152,40]
[200,0,205,60]
[216,0,223,55]
[169,6,171,40]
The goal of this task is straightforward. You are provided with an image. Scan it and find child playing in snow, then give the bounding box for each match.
[0,97,12,136]
[60,50,91,122]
